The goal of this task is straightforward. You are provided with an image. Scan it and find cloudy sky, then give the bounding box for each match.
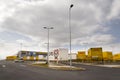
[0,0,120,59]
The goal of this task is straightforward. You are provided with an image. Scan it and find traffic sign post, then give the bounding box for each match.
[54,49,59,64]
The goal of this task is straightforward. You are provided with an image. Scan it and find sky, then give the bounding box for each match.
[0,0,120,59]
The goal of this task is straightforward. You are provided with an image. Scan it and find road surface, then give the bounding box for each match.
[0,60,120,80]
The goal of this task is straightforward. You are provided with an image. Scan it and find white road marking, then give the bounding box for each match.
[20,64,26,67]
[2,65,6,68]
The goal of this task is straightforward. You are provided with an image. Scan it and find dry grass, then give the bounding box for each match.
[50,66,86,71]
[32,62,86,71]
[32,63,49,68]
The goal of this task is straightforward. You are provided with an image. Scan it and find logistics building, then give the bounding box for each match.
[17,51,47,61]
[6,48,69,61]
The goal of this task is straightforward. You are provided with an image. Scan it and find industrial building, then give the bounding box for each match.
[6,48,69,61]
[6,51,47,61]
[113,53,120,62]
[17,51,47,61]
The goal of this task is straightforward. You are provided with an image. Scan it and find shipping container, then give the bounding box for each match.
[103,51,113,61]
[6,56,17,61]
[76,51,86,61]
[23,56,27,61]
[88,47,103,61]
[113,53,120,62]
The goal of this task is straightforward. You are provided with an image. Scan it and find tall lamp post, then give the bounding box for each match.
[69,4,74,66]
[43,27,54,65]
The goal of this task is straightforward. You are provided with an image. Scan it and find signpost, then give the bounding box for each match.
[54,49,59,64]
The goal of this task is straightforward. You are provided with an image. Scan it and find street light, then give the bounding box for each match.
[43,27,54,65]
[69,4,74,66]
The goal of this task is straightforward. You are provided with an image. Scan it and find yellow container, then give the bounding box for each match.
[88,47,103,61]
[30,56,34,61]
[77,51,86,60]
[23,56,27,61]
[6,56,17,60]
[36,56,39,61]
[103,51,113,61]
[113,53,120,61]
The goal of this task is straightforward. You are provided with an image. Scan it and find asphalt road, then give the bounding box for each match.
[0,60,120,80]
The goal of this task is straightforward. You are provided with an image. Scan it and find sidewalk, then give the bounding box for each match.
[73,62,120,68]
[95,64,120,68]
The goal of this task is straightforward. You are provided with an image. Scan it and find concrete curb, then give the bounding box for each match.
[73,62,120,68]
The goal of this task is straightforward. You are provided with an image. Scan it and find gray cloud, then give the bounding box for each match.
[1,0,118,49]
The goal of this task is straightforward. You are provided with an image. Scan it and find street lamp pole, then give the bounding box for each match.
[43,27,54,65]
[69,4,73,66]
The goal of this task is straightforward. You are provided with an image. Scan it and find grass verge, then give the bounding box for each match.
[32,63,49,68]
[50,66,86,71]
[32,62,86,71]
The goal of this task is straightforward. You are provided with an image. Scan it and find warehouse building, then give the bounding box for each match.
[17,51,47,61]
[6,48,69,61]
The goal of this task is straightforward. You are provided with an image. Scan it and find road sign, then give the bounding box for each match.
[54,49,59,59]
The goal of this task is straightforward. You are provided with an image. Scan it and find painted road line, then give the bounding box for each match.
[20,64,26,67]
[2,65,6,68]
